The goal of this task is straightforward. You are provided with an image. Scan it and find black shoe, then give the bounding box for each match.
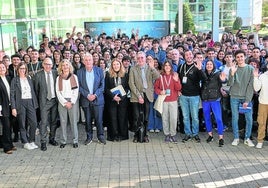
[219,139,224,147]
[13,136,19,142]
[49,140,59,146]
[193,135,201,143]
[84,139,92,145]
[41,143,47,151]
[73,143,78,148]
[98,138,106,145]
[5,150,13,154]
[182,135,192,143]
[133,136,138,143]
[143,135,149,143]
[60,144,66,148]
[11,146,17,151]
[107,137,115,142]
[206,136,213,143]
[115,137,121,142]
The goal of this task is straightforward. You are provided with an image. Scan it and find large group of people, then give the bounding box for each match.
[0,26,268,155]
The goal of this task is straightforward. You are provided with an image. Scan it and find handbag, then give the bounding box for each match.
[153,75,166,115]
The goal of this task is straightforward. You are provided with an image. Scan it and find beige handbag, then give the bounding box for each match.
[153,75,166,115]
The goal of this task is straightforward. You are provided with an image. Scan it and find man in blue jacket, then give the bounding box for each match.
[77,53,106,145]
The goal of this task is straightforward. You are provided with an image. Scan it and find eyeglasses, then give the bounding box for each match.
[19,67,26,70]
[44,63,53,66]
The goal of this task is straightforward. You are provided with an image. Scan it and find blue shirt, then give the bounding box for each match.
[146,48,166,65]
[172,58,185,72]
[86,69,94,94]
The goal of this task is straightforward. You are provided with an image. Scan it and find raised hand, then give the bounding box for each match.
[13,37,17,44]
[230,65,238,76]
[253,69,259,77]
[194,61,202,70]
[219,72,227,81]
[173,72,179,82]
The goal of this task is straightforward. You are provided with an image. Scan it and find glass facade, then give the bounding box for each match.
[1,0,238,54]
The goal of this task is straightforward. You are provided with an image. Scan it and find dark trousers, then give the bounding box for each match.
[1,116,13,152]
[10,115,19,138]
[221,96,231,127]
[83,103,104,140]
[18,99,37,143]
[132,95,150,137]
[40,98,58,143]
[107,101,129,141]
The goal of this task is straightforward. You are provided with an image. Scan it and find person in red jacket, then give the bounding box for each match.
[154,61,181,143]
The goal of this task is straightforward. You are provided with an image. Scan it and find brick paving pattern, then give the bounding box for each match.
[0,124,268,188]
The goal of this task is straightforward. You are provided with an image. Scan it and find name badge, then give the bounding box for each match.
[166,89,171,96]
[182,76,187,84]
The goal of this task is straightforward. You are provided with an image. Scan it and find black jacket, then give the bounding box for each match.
[201,70,222,101]
[0,76,11,117]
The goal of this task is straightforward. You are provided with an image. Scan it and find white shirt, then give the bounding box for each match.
[20,78,32,99]
[254,72,268,104]
[56,75,79,107]
[45,71,56,98]
[0,76,10,101]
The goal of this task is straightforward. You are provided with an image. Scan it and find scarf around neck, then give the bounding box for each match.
[58,73,78,91]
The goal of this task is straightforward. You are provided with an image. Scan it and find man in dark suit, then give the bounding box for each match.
[77,53,106,145]
[34,58,58,151]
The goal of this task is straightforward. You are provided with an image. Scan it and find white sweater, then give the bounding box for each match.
[254,72,268,104]
[56,75,79,107]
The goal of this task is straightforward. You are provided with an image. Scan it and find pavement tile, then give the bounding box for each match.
[0,126,268,187]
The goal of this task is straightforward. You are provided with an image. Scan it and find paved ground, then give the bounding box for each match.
[1,124,268,188]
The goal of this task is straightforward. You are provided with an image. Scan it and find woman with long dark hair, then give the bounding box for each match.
[52,50,62,70]
[154,61,181,143]
[201,60,226,147]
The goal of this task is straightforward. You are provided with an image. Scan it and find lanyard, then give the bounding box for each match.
[184,64,195,76]
[30,62,39,75]
[163,74,172,88]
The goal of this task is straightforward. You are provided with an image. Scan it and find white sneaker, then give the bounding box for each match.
[155,129,160,133]
[231,139,239,146]
[256,142,263,149]
[244,139,255,147]
[35,128,40,135]
[30,142,38,149]
[24,143,34,150]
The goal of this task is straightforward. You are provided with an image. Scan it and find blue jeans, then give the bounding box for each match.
[179,95,200,136]
[230,98,253,139]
